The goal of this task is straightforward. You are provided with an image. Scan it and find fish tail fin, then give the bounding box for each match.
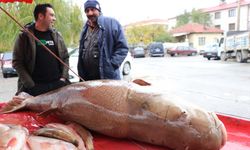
[0,96,26,114]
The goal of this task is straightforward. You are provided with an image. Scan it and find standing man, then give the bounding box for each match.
[13,3,69,96]
[78,0,129,81]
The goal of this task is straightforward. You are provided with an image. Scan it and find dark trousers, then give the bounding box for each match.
[24,80,69,96]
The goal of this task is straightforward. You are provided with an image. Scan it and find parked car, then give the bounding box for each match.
[131,47,145,58]
[1,52,17,78]
[167,46,197,56]
[121,52,133,76]
[0,53,3,66]
[68,48,132,82]
[148,42,165,57]
[203,43,220,60]
[199,50,205,55]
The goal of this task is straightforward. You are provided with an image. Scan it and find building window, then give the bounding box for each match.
[198,37,206,46]
[215,12,221,19]
[228,9,236,17]
[229,23,235,31]
[215,25,221,29]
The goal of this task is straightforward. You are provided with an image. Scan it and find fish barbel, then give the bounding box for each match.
[0,80,227,150]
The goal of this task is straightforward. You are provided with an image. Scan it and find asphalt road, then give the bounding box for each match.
[0,72,17,101]
[130,55,250,119]
[0,55,250,119]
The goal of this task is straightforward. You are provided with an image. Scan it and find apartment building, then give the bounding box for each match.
[201,0,250,31]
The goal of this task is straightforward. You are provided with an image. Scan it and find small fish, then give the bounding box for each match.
[0,124,28,150]
[34,123,88,150]
[0,123,88,150]
[27,135,78,150]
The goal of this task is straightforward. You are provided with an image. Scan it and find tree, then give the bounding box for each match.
[176,10,190,27]
[0,0,83,52]
[125,25,175,46]
[0,3,34,52]
[176,9,211,27]
[190,9,211,26]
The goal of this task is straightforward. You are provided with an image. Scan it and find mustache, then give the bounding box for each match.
[87,15,98,20]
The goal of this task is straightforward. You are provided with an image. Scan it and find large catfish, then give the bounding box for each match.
[0,80,227,150]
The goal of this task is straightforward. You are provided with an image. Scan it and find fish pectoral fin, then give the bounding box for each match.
[132,79,151,86]
[33,127,79,147]
[67,122,94,150]
[37,108,57,117]
[0,98,26,114]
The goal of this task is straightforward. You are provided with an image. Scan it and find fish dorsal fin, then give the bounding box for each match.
[0,97,26,114]
[33,127,79,147]
[37,108,58,117]
[132,79,151,86]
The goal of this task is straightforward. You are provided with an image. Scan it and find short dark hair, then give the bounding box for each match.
[33,3,53,21]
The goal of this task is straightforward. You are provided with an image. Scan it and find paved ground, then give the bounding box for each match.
[130,55,250,119]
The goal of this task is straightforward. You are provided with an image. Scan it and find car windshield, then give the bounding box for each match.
[3,52,12,60]
[69,48,79,57]
[149,43,163,49]
[204,44,218,52]
[134,47,143,51]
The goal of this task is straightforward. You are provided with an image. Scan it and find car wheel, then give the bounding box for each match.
[3,73,8,78]
[207,57,211,60]
[122,62,131,75]
[216,56,221,60]
[236,52,246,63]
[220,52,227,61]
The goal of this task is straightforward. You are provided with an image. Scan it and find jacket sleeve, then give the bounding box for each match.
[12,33,35,88]
[110,20,129,69]
[57,33,69,79]
[77,47,85,81]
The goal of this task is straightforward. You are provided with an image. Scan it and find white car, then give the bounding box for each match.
[68,48,132,82]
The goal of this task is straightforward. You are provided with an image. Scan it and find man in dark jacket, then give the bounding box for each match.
[78,0,129,81]
[13,3,69,96]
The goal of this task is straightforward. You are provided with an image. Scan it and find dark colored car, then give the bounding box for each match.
[167,46,197,56]
[148,42,165,57]
[1,52,17,78]
[0,53,3,66]
[132,47,145,58]
[203,44,220,60]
